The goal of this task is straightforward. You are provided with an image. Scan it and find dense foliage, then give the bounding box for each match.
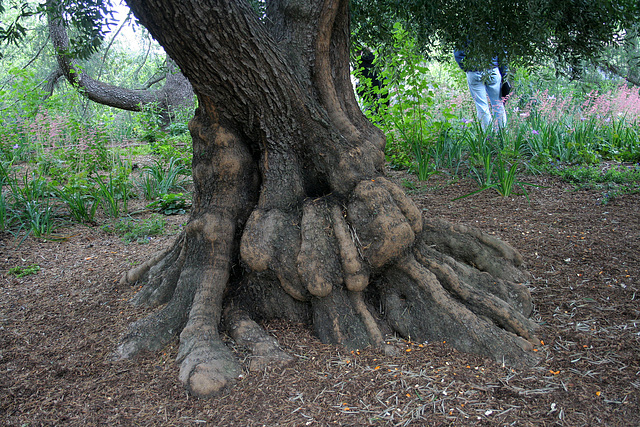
[3,0,639,66]
[0,0,638,239]
[1,0,117,59]
[351,0,640,70]
[354,24,640,202]
[0,3,193,239]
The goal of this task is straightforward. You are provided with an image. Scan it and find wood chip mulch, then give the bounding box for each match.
[1,170,638,426]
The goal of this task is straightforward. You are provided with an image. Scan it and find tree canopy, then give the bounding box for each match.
[0,0,117,59]
[352,0,640,70]
[2,0,639,67]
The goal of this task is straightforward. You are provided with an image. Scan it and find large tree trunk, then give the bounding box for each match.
[115,0,539,397]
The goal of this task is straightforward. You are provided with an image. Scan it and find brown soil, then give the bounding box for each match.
[1,170,639,426]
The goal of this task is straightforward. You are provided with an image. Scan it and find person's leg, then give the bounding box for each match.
[485,68,506,128]
[466,71,492,130]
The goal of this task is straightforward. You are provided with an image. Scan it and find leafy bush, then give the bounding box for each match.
[132,102,194,166]
[148,134,192,166]
[18,199,59,238]
[2,170,61,238]
[93,170,133,218]
[55,183,98,224]
[356,23,457,180]
[136,157,190,200]
[146,193,191,215]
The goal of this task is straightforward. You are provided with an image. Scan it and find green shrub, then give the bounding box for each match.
[136,157,190,200]
[146,193,191,215]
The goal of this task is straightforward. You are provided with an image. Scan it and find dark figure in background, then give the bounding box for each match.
[355,49,388,115]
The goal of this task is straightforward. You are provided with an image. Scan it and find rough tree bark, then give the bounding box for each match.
[600,60,640,87]
[47,0,193,116]
[114,0,540,397]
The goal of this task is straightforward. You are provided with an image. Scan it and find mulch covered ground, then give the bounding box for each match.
[1,169,638,426]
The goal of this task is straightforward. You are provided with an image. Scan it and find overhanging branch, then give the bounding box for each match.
[46,0,192,113]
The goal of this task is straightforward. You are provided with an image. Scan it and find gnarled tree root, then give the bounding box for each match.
[224,306,295,371]
[381,253,538,368]
[114,178,539,397]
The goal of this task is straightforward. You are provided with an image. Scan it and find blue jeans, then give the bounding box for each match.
[466,68,506,130]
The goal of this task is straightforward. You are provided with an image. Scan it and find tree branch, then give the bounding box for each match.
[46,0,192,113]
[599,60,640,87]
[41,67,64,100]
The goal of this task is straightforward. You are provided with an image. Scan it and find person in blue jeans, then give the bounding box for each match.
[454,49,507,130]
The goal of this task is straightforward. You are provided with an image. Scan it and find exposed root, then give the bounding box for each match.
[129,234,187,308]
[348,291,384,347]
[241,208,309,301]
[346,179,417,268]
[242,178,420,300]
[375,176,423,234]
[382,254,539,367]
[177,335,241,397]
[415,251,537,342]
[227,272,311,323]
[239,178,538,365]
[116,171,539,398]
[298,199,342,297]
[330,205,369,292]
[421,217,531,283]
[177,300,241,398]
[414,239,533,317]
[224,307,295,371]
[311,285,382,350]
[119,247,168,286]
[112,286,192,360]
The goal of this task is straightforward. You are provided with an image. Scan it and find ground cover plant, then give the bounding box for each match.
[102,214,167,245]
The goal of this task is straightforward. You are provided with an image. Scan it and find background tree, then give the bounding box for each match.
[0,0,193,120]
[595,24,640,86]
[2,0,638,398]
[45,0,193,120]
